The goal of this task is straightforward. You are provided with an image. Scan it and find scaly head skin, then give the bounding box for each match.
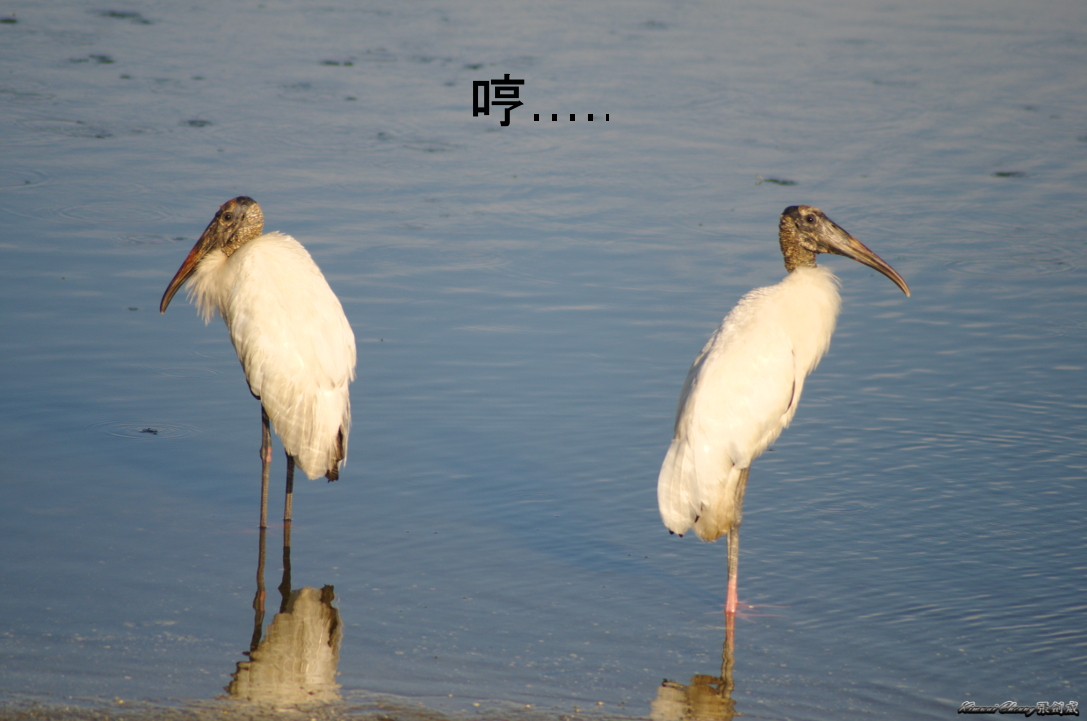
[160,197,265,313]
[778,205,909,296]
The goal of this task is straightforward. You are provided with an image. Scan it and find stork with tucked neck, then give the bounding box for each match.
[161,196,357,529]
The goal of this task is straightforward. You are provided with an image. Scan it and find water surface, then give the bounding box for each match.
[1,0,1084,719]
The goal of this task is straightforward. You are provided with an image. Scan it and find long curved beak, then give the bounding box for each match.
[823,221,910,297]
[160,234,211,313]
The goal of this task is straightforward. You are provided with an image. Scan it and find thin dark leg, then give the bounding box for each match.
[725,467,750,616]
[280,454,294,613]
[249,526,267,653]
[260,407,272,529]
[278,518,292,613]
[284,453,295,524]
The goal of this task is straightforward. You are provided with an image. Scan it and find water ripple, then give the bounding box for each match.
[89,421,203,439]
[158,366,220,378]
[118,234,186,246]
[947,258,1074,278]
[0,166,51,189]
[0,86,56,104]
[56,200,175,224]
[16,117,114,139]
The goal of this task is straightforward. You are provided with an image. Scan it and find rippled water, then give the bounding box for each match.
[1,0,1084,719]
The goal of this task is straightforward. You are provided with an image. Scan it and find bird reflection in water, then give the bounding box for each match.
[651,617,738,721]
[226,525,342,706]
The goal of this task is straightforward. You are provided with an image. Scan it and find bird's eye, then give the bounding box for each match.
[805,215,815,224]
[223,212,233,222]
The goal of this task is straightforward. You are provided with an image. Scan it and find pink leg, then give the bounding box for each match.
[725,525,740,615]
[724,467,750,616]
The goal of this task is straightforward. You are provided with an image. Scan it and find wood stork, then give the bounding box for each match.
[657,205,909,615]
[160,196,356,528]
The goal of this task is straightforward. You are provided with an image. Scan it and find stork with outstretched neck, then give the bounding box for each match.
[657,205,909,615]
[160,196,356,528]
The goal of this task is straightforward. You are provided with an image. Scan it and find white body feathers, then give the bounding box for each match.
[186,231,357,480]
[657,266,841,541]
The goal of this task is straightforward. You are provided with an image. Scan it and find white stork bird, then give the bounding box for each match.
[657,205,909,615]
[160,196,356,528]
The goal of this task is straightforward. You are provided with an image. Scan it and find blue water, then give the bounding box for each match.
[1,0,1084,718]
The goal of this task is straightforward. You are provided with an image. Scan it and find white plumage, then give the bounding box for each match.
[658,266,839,540]
[161,196,356,526]
[658,205,909,615]
[186,231,356,479]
